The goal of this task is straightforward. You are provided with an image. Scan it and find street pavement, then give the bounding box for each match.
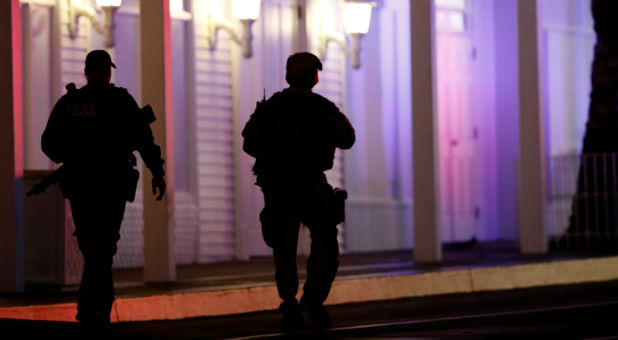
[1,280,616,340]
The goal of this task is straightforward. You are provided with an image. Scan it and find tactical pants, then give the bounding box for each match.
[69,190,126,322]
[261,181,340,306]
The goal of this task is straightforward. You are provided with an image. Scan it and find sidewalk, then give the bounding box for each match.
[0,241,616,323]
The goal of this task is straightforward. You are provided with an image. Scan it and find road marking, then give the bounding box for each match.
[222,301,618,340]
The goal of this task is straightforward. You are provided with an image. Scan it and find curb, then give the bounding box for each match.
[0,256,615,323]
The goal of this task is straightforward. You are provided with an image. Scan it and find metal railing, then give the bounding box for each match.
[547,153,617,253]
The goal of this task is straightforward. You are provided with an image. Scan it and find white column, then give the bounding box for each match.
[231,1,266,259]
[517,0,547,253]
[0,0,25,292]
[411,0,441,262]
[140,0,176,282]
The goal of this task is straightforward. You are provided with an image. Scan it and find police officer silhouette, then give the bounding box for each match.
[41,50,166,329]
[242,52,355,329]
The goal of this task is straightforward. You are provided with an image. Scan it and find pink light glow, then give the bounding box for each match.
[12,0,23,178]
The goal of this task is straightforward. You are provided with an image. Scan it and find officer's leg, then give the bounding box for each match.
[95,195,126,321]
[71,197,98,322]
[264,191,303,329]
[77,256,96,321]
[84,244,113,321]
[270,205,301,303]
[71,194,125,324]
[298,223,339,328]
[302,224,339,305]
[76,240,113,331]
[300,183,339,327]
[273,219,303,329]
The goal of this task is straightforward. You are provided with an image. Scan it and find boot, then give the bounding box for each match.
[279,299,303,331]
[300,297,331,328]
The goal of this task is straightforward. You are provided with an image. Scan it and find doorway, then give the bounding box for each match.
[435,0,480,243]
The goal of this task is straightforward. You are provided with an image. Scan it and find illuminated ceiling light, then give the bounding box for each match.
[170,0,184,15]
[231,0,261,20]
[318,1,376,69]
[205,0,262,58]
[67,0,121,48]
[342,1,373,34]
[96,0,121,6]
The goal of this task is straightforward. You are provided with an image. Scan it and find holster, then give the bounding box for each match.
[125,167,140,202]
[331,188,348,224]
[124,153,140,202]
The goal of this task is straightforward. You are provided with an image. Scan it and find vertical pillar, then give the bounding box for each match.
[0,0,25,292]
[140,0,176,282]
[517,0,547,253]
[411,0,441,262]
[231,2,264,259]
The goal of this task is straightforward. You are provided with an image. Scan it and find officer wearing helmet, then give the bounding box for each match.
[41,50,166,329]
[242,52,355,329]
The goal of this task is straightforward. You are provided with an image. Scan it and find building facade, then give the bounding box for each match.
[1,0,596,291]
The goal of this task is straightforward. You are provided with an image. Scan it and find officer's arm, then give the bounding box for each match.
[41,98,67,164]
[127,96,165,179]
[137,126,165,179]
[328,110,355,150]
[127,98,166,200]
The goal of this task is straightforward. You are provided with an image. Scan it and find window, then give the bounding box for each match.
[435,0,466,10]
[435,0,468,33]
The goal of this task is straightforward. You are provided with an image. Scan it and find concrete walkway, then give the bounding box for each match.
[0,242,615,323]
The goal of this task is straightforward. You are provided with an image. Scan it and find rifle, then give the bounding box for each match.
[26,167,65,197]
